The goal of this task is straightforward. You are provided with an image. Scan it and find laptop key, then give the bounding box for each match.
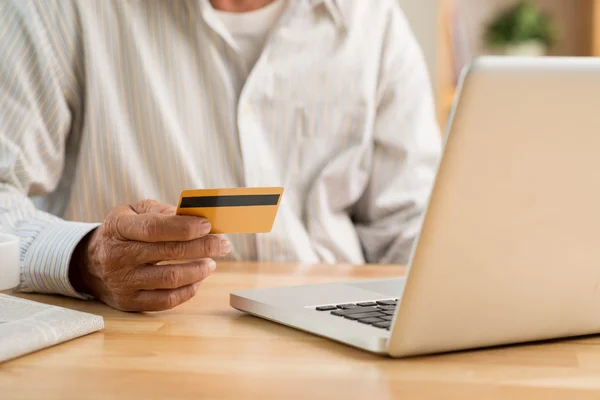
[343,312,386,320]
[358,317,385,325]
[336,304,358,309]
[315,305,337,311]
[356,302,377,307]
[373,321,392,329]
[381,316,393,321]
[382,310,395,315]
[376,300,397,306]
[377,305,396,311]
[331,306,380,316]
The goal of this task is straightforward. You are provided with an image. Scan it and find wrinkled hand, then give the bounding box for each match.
[69,200,231,311]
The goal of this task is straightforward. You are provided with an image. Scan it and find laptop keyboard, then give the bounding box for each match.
[314,299,397,330]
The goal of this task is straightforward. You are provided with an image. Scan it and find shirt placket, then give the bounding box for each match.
[197,1,303,261]
[198,1,286,190]
[192,3,255,259]
[234,3,307,261]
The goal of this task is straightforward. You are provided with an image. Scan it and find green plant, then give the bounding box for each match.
[484,0,559,49]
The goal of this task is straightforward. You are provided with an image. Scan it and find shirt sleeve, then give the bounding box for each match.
[0,0,99,298]
[352,2,443,265]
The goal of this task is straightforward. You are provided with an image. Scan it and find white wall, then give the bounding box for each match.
[396,0,439,91]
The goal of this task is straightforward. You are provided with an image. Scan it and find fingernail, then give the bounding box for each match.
[198,219,211,232]
[220,238,231,255]
[208,260,217,272]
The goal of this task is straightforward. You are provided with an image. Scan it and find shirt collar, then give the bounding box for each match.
[309,0,347,28]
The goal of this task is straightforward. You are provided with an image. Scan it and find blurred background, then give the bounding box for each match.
[399,0,599,129]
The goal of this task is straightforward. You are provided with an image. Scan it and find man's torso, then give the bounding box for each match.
[30,0,402,263]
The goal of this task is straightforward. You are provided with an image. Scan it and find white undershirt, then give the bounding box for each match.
[213,0,287,71]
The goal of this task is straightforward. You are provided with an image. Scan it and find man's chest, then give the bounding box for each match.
[77,3,379,187]
[75,6,392,200]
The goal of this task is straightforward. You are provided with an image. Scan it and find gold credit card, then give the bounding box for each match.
[176,187,284,234]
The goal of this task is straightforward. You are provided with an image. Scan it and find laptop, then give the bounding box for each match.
[230,56,600,357]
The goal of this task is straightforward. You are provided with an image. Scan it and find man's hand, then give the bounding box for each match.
[69,200,231,312]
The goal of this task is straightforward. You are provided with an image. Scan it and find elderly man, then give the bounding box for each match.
[0,0,441,311]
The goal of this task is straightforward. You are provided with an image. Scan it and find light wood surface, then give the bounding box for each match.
[3,262,600,399]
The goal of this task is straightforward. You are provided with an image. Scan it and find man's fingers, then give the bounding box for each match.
[106,200,210,242]
[130,259,216,290]
[114,213,211,242]
[134,282,202,312]
[136,235,232,263]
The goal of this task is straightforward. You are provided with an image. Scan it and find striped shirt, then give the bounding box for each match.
[0,0,442,299]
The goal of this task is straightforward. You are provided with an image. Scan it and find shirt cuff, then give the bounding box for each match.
[19,221,100,299]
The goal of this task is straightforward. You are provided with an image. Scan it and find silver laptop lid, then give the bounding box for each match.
[389,57,600,357]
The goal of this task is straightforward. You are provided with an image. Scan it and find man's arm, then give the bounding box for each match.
[0,1,231,310]
[352,3,442,265]
[0,0,98,298]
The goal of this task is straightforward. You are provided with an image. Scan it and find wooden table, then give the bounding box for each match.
[3,262,600,399]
